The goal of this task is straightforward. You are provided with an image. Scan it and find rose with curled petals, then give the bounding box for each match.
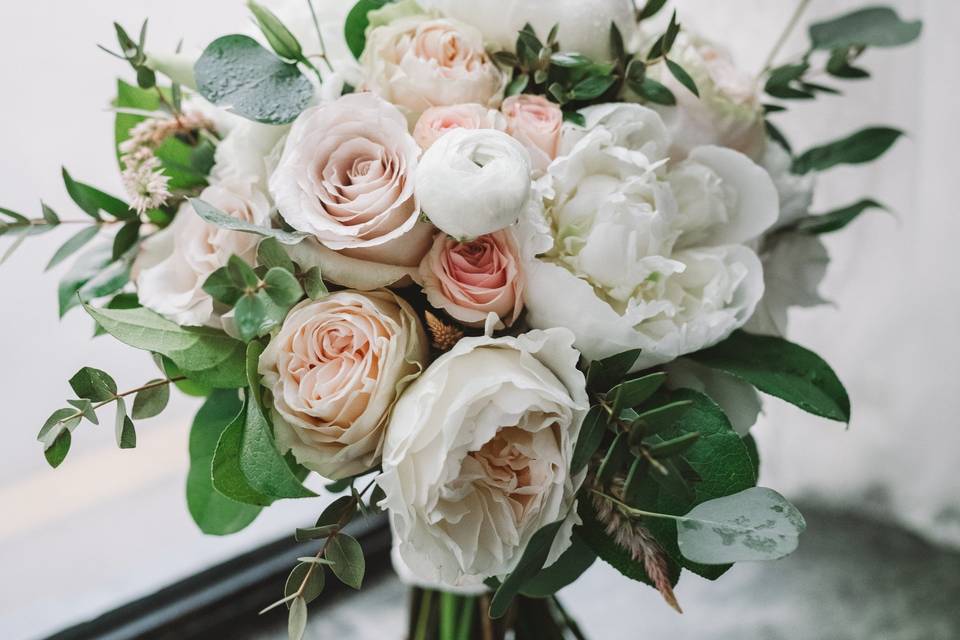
[412,103,507,150]
[501,95,563,173]
[259,290,427,479]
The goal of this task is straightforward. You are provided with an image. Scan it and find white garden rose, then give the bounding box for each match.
[644,32,766,161]
[420,0,637,62]
[361,15,505,117]
[378,327,588,587]
[521,103,778,370]
[134,178,271,327]
[259,291,427,480]
[416,128,532,240]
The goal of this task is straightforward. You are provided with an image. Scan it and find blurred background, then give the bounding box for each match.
[1,0,956,638]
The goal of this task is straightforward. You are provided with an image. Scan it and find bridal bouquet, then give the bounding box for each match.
[5,0,920,636]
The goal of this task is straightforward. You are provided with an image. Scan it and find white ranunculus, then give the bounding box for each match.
[378,327,588,587]
[416,128,533,240]
[420,0,637,62]
[521,104,778,370]
[643,32,766,161]
[134,179,271,327]
[259,291,427,480]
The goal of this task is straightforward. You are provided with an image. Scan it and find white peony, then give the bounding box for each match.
[416,128,533,240]
[420,0,637,62]
[378,327,588,587]
[134,179,271,327]
[643,32,767,161]
[521,103,778,370]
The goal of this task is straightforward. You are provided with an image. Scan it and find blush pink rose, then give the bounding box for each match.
[501,94,563,173]
[268,92,434,282]
[419,230,525,328]
[412,103,507,150]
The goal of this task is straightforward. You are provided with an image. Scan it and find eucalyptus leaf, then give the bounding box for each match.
[235,293,269,342]
[677,487,806,564]
[284,562,326,604]
[325,534,365,589]
[809,6,922,51]
[288,597,307,640]
[190,198,309,244]
[264,267,303,307]
[69,367,118,402]
[302,266,328,300]
[195,35,313,125]
[44,430,71,468]
[68,398,99,425]
[37,408,82,447]
[203,267,243,306]
[115,403,137,450]
[132,381,170,419]
[258,237,295,271]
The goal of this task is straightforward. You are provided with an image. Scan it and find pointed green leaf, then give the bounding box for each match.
[69,367,118,402]
[792,127,903,174]
[191,198,308,244]
[795,198,887,234]
[325,533,365,589]
[46,226,100,271]
[570,405,606,475]
[665,59,699,97]
[489,519,565,618]
[809,6,922,50]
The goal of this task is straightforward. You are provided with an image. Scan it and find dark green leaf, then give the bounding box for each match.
[570,405,606,475]
[489,519,565,618]
[264,267,303,307]
[506,74,530,97]
[114,397,137,449]
[648,431,701,458]
[211,402,274,506]
[294,524,340,542]
[69,367,117,402]
[84,304,248,388]
[597,432,629,485]
[203,267,243,306]
[638,0,669,22]
[690,330,851,422]
[62,168,132,220]
[586,349,642,392]
[520,531,596,597]
[794,198,886,234]
[826,49,870,79]
[766,120,792,153]
[195,35,313,125]
[743,433,760,480]
[132,381,170,419]
[571,75,616,101]
[316,495,357,528]
[326,534,365,589]
[665,59,699,97]
[344,0,392,59]
[610,372,667,416]
[610,23,626,61]
[551,52,593,68]
[46,225,100,271]
[191,198,308,244]
[112,221,140,261]
[637,77,676,105]
[44,430,71,468]
[792,127,903,175]
[187,390,261,534]
[258,237,295,271]
[285,562,326,604]
[809,6,922,51]
[629,400,693,439]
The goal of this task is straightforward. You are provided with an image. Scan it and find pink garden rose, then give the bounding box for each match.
[259,290,427,480]
[420,230,525,328]
[361,16,504,117]
[268,92,434,283]
[501,94,563,172]
[412,103,506,150]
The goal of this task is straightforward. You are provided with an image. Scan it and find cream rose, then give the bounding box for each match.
[501,95,563,174]
[361,16,504,117]
[416,128,532,240]
[259,291,427,480]
[521,103,778,370]
[134,179,271,327]
[413,103,507,150]
[420,230,525,328]
[378,328,588,587]
[643,32,767,161]
[420,0,637,62]
[269,92,434,287]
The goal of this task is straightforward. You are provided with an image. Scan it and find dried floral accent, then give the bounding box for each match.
[424,310,464,352]
[592,486,683,613]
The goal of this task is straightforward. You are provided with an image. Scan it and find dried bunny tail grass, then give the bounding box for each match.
[424,310,464,352]
[592,487,683,613]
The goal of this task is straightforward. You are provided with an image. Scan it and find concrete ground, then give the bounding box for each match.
[245,507,960,639]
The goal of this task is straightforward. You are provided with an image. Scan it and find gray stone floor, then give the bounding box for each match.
[245,507,960,639]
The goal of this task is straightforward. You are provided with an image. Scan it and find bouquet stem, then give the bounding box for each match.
[407,588,587,640]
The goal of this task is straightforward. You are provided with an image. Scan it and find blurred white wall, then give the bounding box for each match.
[0,1,955,639]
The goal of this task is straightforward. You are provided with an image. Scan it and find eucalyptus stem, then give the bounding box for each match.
[762,0,812,73]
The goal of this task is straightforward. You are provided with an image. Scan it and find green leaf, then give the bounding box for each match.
[344,0,392,59]
[258,237,295,271]
[628,400,693,439]
[114,397,137,449]
[211,403,274,506]
[285,562,326,604]
[248,0,303,61]
[610,372,667,416]
[38,408,82,447]
[326,534,365,589]
[809,6,922,51]
[235,293,270,342]
[506,74,530,97]
[570,405,606,475]
[202,267,243,306]
[112,221,141,261]
[792,127,903,174]
[69,367,118,402]
[677,487,806,564]
[239,377,315,500]
[586,349,642,392]
[195,34,313,125]
[690,330,851,422]
[228,254,260,289]
[132,381,170,419]
[665,59,699,97]
[41,203,60,226]
[68,398,99,424]
[84,304,247,388]
[520,531,596,597]
[62,168,132,220]
[795,198,887,234]
[288,596,307,640]
[648,431,701,458]
[46,226,100,271]
[316,495,357,528]
[596,432,629,485]
[636,77,676,106]
[44,430,71,468]
[609,23,626,61]
[551,52,593,68]
[187,391,262,534]
[57,246,114,317]
[302,266,328,300]
[264,267,303,308]
[294,524,340,542]
[637,0,668,22]
[489,519,565,618]
[570,75,616,101]
[190,198,308,244]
